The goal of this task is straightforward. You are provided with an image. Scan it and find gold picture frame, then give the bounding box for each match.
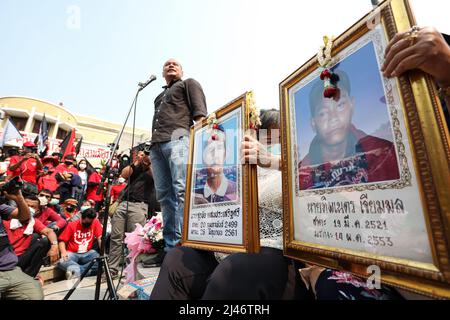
[182,92,260,254]
[279,0,450,298]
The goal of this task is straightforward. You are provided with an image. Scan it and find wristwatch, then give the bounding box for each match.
[51,240,58,246]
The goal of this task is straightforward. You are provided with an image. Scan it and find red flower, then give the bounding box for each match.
[320,69,332,80]
[212,124,219,130]
[211,134,218,141]
[324,86,337,98]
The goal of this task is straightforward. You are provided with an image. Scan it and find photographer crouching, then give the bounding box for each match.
[108,150,159,279]
[0,179,43,300]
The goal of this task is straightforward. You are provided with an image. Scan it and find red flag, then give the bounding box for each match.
[60,128,76,159]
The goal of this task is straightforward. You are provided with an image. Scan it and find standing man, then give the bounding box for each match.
[148,59,207,265]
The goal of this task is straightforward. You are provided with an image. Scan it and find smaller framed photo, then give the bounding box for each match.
[182,92,260,253]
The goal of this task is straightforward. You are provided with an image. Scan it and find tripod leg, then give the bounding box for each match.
[94,256,104,300]
[63,259,96,300]
[103,257,119,300]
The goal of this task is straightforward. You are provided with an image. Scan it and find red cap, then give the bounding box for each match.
[23,141,36,148]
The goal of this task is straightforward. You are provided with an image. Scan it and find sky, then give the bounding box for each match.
[0,0,447,135]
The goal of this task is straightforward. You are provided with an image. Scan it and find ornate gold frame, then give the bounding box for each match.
[182,92,260,253]
[279,0,450,298]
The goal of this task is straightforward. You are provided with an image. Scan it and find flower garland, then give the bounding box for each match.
[206,112,222,141]
[317,36,339,98]
[317,35,334,67]
[123,213,164,284]
[246,92,261,130]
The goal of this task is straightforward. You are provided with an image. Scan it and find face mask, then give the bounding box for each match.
[29,207,36,217]
[80,206,91,212]
[267,143,281,155]
[118,177,125,184]
[38,196,48,206]
[79,164,87,170]
[49,198,59,206]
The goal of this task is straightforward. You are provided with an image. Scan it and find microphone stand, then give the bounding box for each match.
[63,81,153,300]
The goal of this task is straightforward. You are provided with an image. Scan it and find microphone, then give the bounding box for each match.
[138,75,157,90]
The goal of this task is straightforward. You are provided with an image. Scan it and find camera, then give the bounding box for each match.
[0,177,23,204]
[143,141,152,155]
[119,154,131,172]
[0,176,23,194]
[108,167,120,181]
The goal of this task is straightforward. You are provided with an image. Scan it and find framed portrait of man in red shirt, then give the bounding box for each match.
[279,0,450,298]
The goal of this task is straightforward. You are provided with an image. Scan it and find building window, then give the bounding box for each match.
[56,128,67,140]
[32,120,41,134]
[32,120,53,134]
[9,116,27,131]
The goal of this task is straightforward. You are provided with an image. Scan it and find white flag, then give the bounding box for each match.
[0,119,23,147]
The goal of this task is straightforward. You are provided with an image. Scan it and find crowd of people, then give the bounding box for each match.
[0,142,142,299]
[0,25,449,300]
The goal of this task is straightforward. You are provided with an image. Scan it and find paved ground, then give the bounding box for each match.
[43,276,116,300]
[43,264,160,300]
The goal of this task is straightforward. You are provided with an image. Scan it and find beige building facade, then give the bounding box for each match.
[0,96,150,165]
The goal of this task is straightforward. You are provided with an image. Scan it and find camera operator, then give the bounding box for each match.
[108,150,159,278]
[7,141,42,188]
[0,183,43,299]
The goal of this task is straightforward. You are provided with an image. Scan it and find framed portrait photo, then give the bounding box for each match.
[182,92,260,253]
[280,0,450,298]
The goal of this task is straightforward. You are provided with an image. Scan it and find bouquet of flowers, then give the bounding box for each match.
[123,213,164,283]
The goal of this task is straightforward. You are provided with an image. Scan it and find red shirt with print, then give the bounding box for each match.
[20,158,39,184]
[58,219,102,254]
[7,156,39,184]
[3,219,46,256]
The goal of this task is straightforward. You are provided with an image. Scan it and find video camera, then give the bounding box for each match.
[0,176,23,205]
[135,141,152,155]
[0,176,23,194]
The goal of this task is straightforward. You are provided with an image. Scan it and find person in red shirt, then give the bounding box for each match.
[54,154,78,177]
[86,167,103,211]
[110,176,126,203]
[34,191,67,234]
[61,198,81,222]
[57,208,102,279]
[7,141,43,185]
[3,195,59,278]
[37,156,59,192]
[54,154,80,203]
